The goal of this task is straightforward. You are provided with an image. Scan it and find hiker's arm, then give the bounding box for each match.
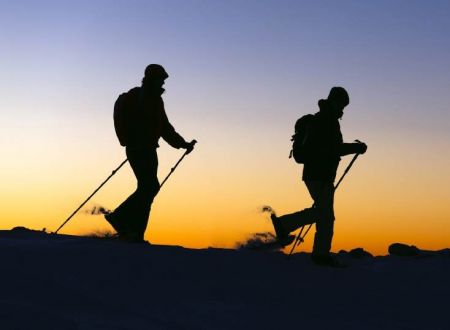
[160,107,190,149]
[161,120,187,149]
[339,142,367,156]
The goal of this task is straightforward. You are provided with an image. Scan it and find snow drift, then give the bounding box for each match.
[0,228,449,330]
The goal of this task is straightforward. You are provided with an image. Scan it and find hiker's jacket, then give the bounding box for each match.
[302,100,343,182]
[127,86,186,149]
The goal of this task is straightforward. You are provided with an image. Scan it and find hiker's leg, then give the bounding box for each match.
[131,178,159,240]
[112,148,159,239]
[126,148,159,240]
[277,207,317,233]
[306,181,335,256]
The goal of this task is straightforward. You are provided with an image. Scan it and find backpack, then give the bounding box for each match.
[289,114,314,164]
[113,87,140,146]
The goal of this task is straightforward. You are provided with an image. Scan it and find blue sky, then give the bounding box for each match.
[2,1,449,123]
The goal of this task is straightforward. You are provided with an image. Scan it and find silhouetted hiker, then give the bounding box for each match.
[271,87,367,266]
[105,64,196,242]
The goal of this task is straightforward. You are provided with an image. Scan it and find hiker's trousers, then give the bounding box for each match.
[278,181,335,256]
[113,148,160,239]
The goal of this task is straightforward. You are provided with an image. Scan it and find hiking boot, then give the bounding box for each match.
[120,231,147,243]
[311,254,346,268]
[271,213,289,242]
[278,234,295,247]
[104,212,126,234]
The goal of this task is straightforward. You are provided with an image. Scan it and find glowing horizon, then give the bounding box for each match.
[1,1,450,256]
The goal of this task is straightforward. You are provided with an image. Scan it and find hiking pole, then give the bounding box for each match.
[287,222,311,257]
[334,151,360,191]
[159,140,197,189]
[287,151,361,258]
[54,159,129,234]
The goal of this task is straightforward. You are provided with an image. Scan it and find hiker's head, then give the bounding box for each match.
[142,64,169,88]
[325,87,349,119]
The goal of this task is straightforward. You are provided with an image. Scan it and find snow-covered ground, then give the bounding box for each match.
[0,229,449,330]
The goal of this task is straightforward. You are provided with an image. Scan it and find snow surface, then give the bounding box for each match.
[0,229,449,330]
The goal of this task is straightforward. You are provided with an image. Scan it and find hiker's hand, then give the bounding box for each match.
[184,140,197,154]
[355,141,367,154]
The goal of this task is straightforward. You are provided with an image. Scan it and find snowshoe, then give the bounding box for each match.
[277,234,295,247]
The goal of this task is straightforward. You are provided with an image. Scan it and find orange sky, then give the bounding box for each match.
[2,124,449,256]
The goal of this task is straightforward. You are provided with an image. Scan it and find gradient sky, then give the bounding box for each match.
[1,0,450,255]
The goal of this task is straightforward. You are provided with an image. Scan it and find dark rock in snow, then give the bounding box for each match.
[339,248,373,258]
[389,243,420,256]
[349,247,373,258]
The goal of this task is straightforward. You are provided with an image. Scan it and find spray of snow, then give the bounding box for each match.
[234,206,281,250]
[260,205,276,216]
[236,232,281,250]
[85,230,117,239]
[85,205,111,216]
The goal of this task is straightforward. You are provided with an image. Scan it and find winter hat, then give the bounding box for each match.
[144,64,169,80]
[327,86,349,106]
